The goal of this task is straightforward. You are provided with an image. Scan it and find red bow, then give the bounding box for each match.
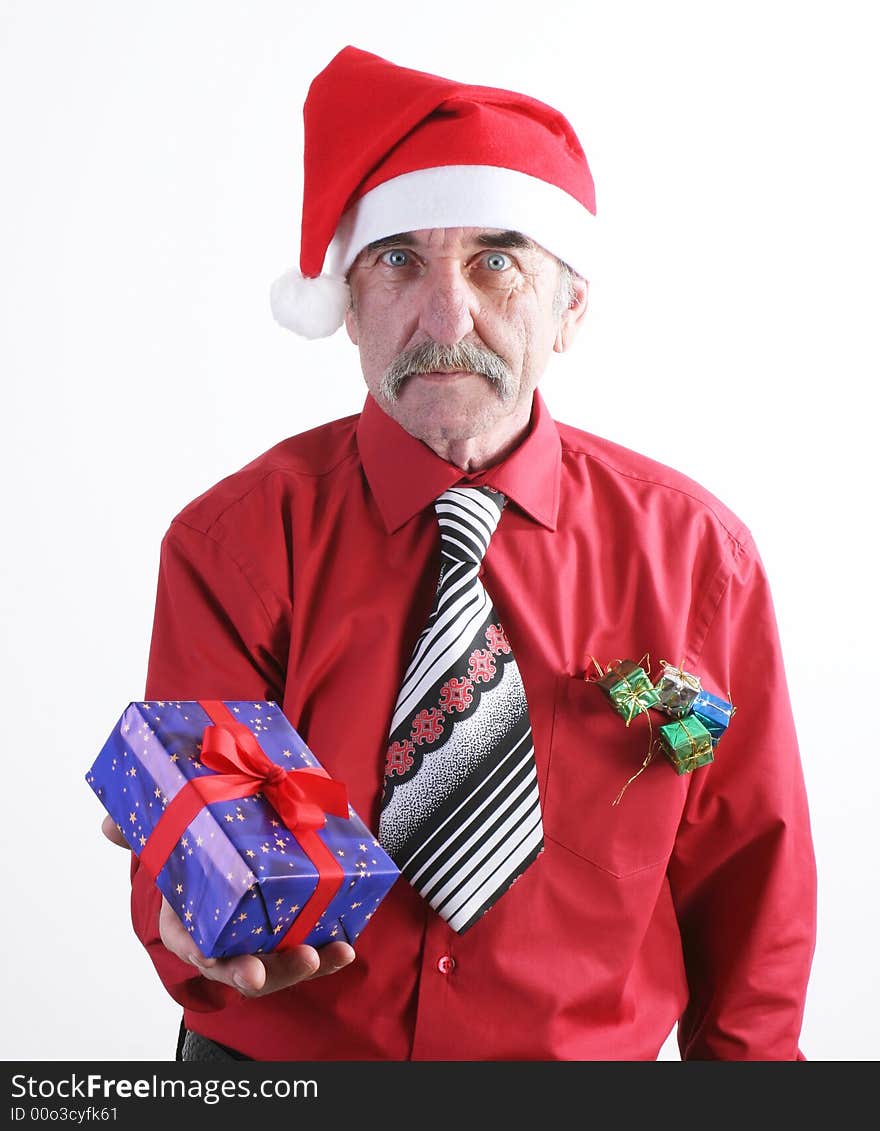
[200,719,349,831]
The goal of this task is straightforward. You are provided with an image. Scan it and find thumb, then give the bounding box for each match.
[101,813,131,848]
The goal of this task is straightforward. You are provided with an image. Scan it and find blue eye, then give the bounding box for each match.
[381,249,410,267]
[484,252,511,272]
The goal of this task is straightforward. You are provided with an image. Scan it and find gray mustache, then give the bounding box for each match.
[380,341,514,401]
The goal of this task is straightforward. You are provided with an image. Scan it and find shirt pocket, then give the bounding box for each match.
[543,673,690,877]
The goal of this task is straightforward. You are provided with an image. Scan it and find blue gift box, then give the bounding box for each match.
[691,689,736,746]
[86,700,399,958]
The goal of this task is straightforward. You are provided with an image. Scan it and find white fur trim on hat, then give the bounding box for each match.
[269,270,350,339]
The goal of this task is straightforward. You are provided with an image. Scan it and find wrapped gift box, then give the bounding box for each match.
[86,700,399,958]
[653,661,702,718]
[595,659,660,725]
[658,714,714,775]
[692,689,736,745]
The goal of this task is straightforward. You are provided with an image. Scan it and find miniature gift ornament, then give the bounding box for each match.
[658,714,714,775]
[595,659,661,726]
[654,661,702,718]
[692,689,736,746]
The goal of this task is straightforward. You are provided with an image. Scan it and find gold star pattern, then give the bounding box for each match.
[87,699,400,962]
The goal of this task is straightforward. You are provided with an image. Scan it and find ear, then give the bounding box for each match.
[553,277,589,353]
[344,302,359,345]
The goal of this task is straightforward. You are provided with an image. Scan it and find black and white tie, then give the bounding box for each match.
[378,485,544,933]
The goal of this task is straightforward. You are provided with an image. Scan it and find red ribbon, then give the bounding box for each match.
[140,700,349,951]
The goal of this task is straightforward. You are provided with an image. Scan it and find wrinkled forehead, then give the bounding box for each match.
[349,228,562,273]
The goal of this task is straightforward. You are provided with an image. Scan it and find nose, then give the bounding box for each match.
[416,264,476,345]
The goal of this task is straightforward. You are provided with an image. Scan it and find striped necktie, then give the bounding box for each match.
[378,485,544,934]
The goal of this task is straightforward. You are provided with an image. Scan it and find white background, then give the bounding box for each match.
[2,0,877,1062]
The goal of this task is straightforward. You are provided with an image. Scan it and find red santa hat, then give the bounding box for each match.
[270,46,597,339]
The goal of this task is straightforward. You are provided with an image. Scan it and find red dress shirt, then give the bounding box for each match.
[134,391,816,1060]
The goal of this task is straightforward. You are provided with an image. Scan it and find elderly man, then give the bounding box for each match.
[104,45,816,1061]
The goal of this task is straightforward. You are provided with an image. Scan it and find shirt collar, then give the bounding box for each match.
[357,390,561,533]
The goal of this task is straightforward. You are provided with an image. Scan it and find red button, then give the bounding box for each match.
[437,954,455,974]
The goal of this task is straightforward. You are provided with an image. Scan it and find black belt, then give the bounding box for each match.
[176,1020,252,1061]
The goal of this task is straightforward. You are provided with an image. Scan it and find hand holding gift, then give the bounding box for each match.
[100,814,356,994]
[91,700,400,997]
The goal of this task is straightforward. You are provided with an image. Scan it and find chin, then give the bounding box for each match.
[404,404,507,443]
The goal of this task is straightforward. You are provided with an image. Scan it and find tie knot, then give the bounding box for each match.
[435,486,506,564]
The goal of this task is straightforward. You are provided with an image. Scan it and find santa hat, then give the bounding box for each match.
[270,45,596,339]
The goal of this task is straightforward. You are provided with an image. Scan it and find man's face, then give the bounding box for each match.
[344,227,586,459]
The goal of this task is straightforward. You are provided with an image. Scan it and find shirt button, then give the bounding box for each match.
[437,954,456,974]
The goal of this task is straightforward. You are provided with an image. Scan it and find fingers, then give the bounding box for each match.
[254,941,357,995]
[104,813,357,997]
[158,897,355,997]
[303,941,357,980]
[101,814,130,848]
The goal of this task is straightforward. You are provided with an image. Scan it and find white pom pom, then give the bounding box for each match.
[269,269,350,339]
